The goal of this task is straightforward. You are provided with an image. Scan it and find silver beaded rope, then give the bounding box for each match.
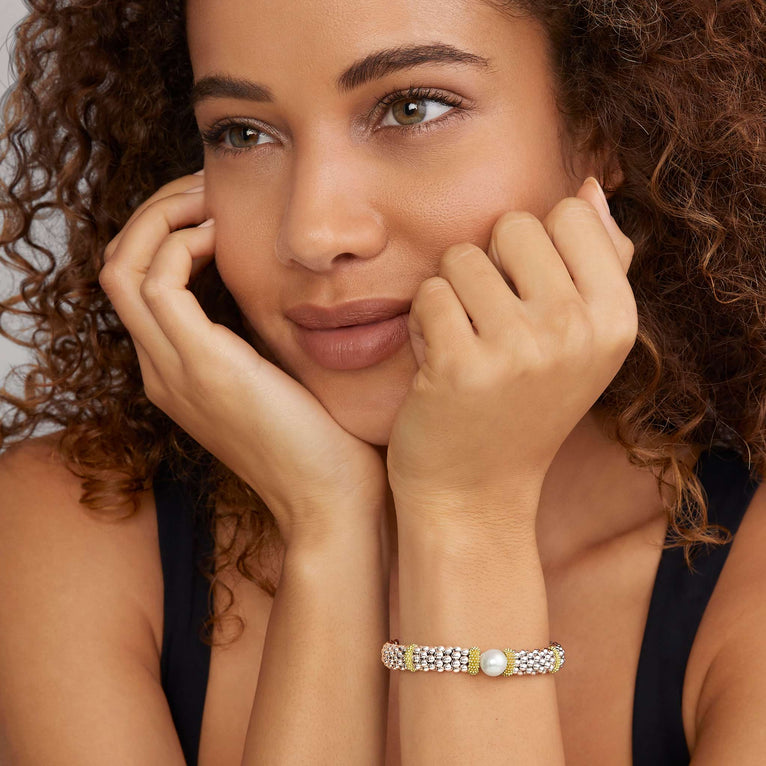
[381,640,565,676]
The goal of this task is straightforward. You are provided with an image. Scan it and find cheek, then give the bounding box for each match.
[383,141,570,268]
[205,188,277,316]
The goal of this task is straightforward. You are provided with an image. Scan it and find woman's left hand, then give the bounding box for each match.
[386,177,637,533]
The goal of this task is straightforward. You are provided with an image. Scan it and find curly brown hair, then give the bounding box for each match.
[1,0,764,647]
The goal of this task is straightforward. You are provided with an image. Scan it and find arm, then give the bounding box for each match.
[685,482,766,763]
[241,515,390,766]
[0,439,188,765]
[385,180,637,763]
[395,495,565,765]
[98,173,395,763]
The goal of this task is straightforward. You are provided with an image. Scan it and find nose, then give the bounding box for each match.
[274,140,387,272]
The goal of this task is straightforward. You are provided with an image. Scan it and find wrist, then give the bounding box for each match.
[279,497,386,550]
[394,486,541,548]
[397,517,539,582]
[284,508,382,559]
[282,531,390,606]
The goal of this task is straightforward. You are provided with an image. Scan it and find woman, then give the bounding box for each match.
[0,0,764,763]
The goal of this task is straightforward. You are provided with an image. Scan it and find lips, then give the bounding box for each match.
[285,298,412,329]
[285,298,412,370]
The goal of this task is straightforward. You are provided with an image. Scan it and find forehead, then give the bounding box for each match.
[185,0,521,86]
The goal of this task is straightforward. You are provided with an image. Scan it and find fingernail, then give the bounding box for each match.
[197,218,215,228]
[193,168,205,175]
[587,177,611,219]
[183,185,204,194]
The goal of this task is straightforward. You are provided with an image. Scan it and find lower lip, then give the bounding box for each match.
[292,313,410,370]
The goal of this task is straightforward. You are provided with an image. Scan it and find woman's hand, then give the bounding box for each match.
[99,172,388,548]
[386,177,637,532]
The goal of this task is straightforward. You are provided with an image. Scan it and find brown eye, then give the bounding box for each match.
[224,125,271,148]
[382,97,452,127]
[392,98,427,125]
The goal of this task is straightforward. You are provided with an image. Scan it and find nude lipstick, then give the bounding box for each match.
[285,298,411,371]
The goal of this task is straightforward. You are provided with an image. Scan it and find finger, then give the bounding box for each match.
[541,191,630,309]
[575,177,635,273]
[408,275,475,366]
[140,220,218,355]
[106,188,207,279]
[438,242,523,338]
[486,211,580,305]
[99,185,208,379]
[99,259,183,377]
[104,169,204,261]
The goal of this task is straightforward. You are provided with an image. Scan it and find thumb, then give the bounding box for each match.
[407,302,427,368]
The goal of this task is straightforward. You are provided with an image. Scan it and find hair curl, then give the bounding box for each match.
[1,0,764,647]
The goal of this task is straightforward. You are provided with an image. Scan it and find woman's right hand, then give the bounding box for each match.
[99,172,389,549]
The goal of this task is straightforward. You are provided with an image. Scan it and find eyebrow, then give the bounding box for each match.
[190,43,491,106]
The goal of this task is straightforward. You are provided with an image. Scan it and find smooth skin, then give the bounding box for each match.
[100,152,637,766]
[100,171,636,544]
[2,0,766,764]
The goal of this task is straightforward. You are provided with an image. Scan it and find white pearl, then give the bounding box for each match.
[479,649,508,677]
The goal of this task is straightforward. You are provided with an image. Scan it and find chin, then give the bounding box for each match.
[309,365,415,446]
[329,403,396,446]
[243,319,413,446]
[313,367,412,445]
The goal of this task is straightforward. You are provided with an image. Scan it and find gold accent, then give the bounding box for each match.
[404,644,417,672]
[468,647,480,675]
[502,648,516,676]
[551,644,562,673]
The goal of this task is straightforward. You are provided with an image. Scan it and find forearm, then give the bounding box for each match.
[395,499,566,765]
[242,520,390,765]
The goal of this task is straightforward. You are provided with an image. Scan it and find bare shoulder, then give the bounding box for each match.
[684,477,766,760]
[0,433,164,657]
[0,434,181,764]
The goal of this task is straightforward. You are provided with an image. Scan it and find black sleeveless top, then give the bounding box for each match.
[154,447,760,765]
[154,459,215,766]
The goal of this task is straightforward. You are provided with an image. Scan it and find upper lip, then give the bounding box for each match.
[285,298,411,329]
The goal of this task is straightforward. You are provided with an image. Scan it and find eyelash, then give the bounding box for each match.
[199,86,467,157]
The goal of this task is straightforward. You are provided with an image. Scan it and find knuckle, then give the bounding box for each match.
[415,275,449,301]
[546,198,598,238]
[550,301,592,347]
[142,378,162,405]
[552,297,586,323]
[610,305,639,352]
[555,196,598,219]
[143,381,172,412]
[139,276,164,304]
[98,263,121,295]
[490,210,542,246]
[166,227,193,249]
[440,243,481,272]
[491,211,542,259]
[495,210,540,234]
[137,195,171,224]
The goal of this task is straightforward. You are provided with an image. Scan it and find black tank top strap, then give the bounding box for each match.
[632,447,761,764]
[154,456,215,766]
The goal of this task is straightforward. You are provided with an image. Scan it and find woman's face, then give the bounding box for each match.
[186,0,597,445]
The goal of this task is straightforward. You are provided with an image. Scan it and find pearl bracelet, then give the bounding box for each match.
[381,639,565,676]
